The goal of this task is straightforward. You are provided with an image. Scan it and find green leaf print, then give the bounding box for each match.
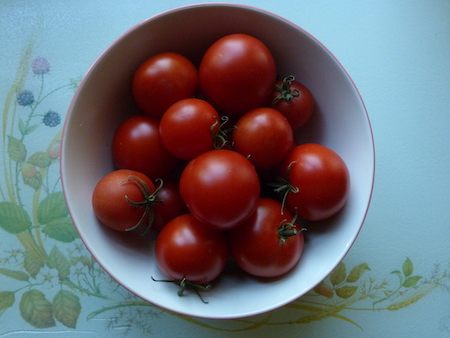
[0,291,15,312]
[42,217,79,243]
[335,285,358,299]
[47,246,71,281]
[52,290,81,329]
[403,276,422,288]
[402,257,414,277]
[0,268,29,281]
[19,289,56,328]
[346,263,370,283]
[0,202,32,234]
[7,135,27,162]
[37,192,69,225]
[23,252,44,279]
[330,262,347,286]
[27,151,51,168]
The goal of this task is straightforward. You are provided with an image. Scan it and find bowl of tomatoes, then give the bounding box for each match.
[61,3,375,319]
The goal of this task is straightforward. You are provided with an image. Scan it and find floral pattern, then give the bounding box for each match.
[0,43,449,335]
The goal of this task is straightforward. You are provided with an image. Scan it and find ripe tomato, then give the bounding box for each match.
[112,114,179,181]
[92,169,157,232]
[155,213,228,285]
[159,98,220,160]
[232,107,293,170]
[152,179,189,232]
[278,144,350,221]
[265,75,315,129]
[227,198,305,278]
[199,33,276,116]
[179,149,260,230]
[132,52,198,119]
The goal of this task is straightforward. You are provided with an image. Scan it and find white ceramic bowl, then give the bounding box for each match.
[61,3,374,319]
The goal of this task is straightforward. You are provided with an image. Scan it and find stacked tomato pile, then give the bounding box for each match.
[92,34,350,297]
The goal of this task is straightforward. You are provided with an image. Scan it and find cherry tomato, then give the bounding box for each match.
[152,179,189,232]
[227,198,305,278]
[112,114,179,181]
[278,144,350,221]
[179,149,260,230]
[232,107,293,170]
[92,169,157,232]
[155,213,228,284]
[159,98,220,160]
[132,52,198,119]
[265,75,315,129]
[199,33,276,116]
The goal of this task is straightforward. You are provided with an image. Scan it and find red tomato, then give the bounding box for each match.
[152,179,189,232]
[159,98,220,160]
[179,149,260,230]
[92,169,156,232]
[112,115,179,181]
[199,33,276,116]
[155,213,228,284]
[266,75,315,129]
[132,52,198,119]
[227,198,305,278]
[232,107,293,170]
[278,144,350,221]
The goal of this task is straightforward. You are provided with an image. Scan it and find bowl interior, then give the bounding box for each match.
[61,3,374,319]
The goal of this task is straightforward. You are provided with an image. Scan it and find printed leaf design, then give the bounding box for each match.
[19,289,56,328]
[0,291,15,312]
[0,202,32,234]
[47,246,71,281]
[7,135,27,162]
[28,151,51,168]
[346,263,370,283]
[42,217,78,243]
[18,118,38,136]
[23,252,45,279]
[0,268,29,281]
[335,286,358,299]
[37,192,68,225]
[22,171,42,190]
[402,257,413,277]
[330,262,347,286]
[52,290,81,329]
[403,276,422,288]
[314,282,334,298]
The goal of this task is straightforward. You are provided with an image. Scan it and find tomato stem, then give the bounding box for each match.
[278,213,305,244]
[122,176,163,235]
[211,115,236,149]
[151,276,212,304]
[267,161,299,215]
[272,75,300,106]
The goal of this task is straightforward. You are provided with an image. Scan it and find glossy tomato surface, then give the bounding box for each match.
[159,98,219,160]
[155,213,228,284]
[199,33,276,116]
[232,107,293,170]
[92,169,155,232]
[179,149,260,230]
[279,144,350,221]
[112,114,178,181]
[132,52,198,118]
[228,198,304,278]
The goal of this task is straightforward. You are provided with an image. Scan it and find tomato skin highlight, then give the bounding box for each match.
[199,33,276,116]
[132,52,198,119]
[266,76,315,129]
[179,149,260,230]
[155,213,229,284]
[112,115,179,181]
[227,198,304,278]
[92,169,155,232]
[232,107,293,170]
[159,98,220,160]
[280,144,350,221]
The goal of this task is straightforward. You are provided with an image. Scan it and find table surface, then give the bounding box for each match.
[1,1,449,337]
